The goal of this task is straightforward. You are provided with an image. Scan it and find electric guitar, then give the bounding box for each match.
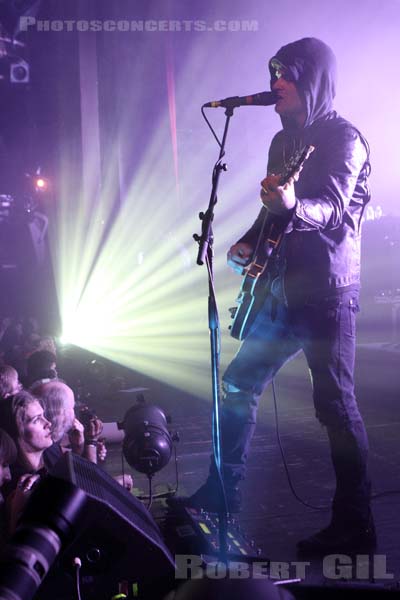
[229,144,314,340]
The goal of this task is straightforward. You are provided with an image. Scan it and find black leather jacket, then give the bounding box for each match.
[238,110,370,304]
[238,38,371,305]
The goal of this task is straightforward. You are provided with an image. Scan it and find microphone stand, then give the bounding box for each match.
[194,105,234,563]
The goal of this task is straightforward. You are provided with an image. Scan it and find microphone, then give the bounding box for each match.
[204,91,278,108]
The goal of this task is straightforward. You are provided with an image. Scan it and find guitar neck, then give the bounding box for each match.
[279,143,314,186]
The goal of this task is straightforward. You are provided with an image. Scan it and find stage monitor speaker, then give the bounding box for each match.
[49,451,174,581]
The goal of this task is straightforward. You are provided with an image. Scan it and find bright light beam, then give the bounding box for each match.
[51,30,274,399]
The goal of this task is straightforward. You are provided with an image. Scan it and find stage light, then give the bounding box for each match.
[10,59,29,84]
[120,403,172,475]
[58,332,73,352]
[50,29,273,399]
[33,173,51,193]
[35,177,46,190]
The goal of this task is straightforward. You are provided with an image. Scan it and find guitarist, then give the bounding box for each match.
[185,38,374,555]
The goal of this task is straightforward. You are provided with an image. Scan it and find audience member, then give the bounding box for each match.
[0,429,17,543]
[0,391,53,486]
[34,380,106,466]
[35,381,132,489]
[0,316,57,382]
[0,391,53,534]
[0,365,22,399]
[26,350,57,388]
[0,429,16,500]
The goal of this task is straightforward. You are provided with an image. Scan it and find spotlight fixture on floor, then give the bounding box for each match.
[120,402,173,476]
[10,57,29,83]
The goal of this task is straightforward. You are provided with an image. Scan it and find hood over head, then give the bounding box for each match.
[269,37,337,129]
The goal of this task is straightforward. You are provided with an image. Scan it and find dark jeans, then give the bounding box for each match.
[217,290,371,525]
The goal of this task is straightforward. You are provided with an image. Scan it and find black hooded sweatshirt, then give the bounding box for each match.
[238,37,370,305]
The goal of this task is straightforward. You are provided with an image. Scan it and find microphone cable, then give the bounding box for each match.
[271,378,330,511]
[272,378,400,510]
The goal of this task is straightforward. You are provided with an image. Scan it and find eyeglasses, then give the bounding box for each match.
[269,58,294,83]
[269,58,285,79]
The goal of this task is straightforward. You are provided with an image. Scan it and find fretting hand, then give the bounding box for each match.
[260,173,297,215]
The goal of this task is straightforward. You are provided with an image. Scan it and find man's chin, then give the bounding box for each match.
[274,103,285,116]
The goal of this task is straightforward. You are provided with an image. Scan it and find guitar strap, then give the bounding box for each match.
[270,234,289,320]
[252,206,269,260]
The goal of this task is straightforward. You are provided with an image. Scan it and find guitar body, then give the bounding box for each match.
[229,144,315,341]
[229,218,283,340]
[229,261,271,341]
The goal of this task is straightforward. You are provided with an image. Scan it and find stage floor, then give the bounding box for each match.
[88,342,400,593]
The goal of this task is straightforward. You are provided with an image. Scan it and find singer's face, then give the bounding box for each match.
[272,76,306,126]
